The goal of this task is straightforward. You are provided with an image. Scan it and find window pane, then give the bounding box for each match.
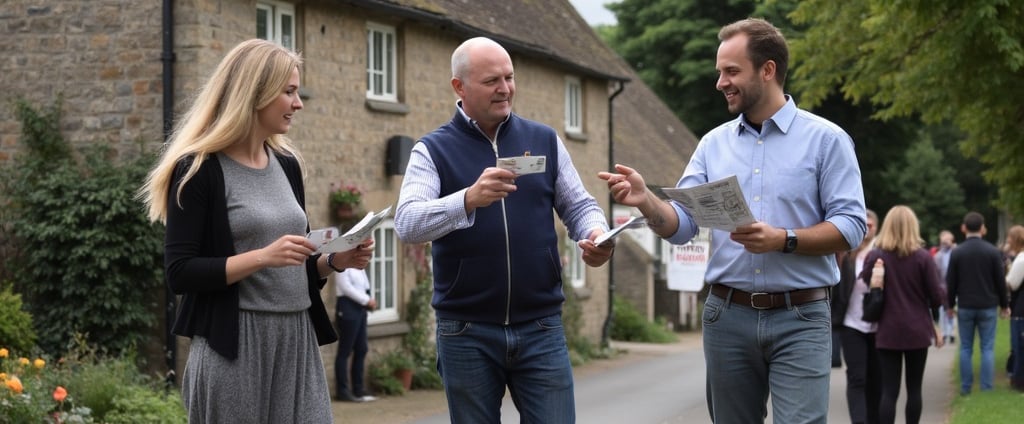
[256,8,269,40]
[385,33,394,94]
[281,14,293,49]
[373,32,383,72]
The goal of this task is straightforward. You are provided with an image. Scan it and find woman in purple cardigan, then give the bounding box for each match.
[860,205,947,424]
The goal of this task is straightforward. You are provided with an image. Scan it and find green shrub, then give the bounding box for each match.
[0,98,164,356]
[104,386,186,424]
[610,297,678,343]
[411,364,443,390]
[368,350,412,396]
[0,284,36,353]
[1,337,185,423]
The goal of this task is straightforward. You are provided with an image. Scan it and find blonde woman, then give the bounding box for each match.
[859,206,947,424]
[1005,225,1024,387]
[139,39,371,423]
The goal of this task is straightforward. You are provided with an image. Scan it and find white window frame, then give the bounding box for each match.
[366,22,398,102]
[256,1,295,50]
[367,220,399,323]
[564,236,586,288]
[564,76,583,133]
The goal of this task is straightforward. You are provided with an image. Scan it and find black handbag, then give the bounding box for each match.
[862,287,884,322]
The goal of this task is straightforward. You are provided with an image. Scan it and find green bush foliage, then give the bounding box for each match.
[1,336,185,423]
[0,284,37,353]
[400,244,444,391]
[104,386,186,424]
[610,297,678,343]
[368,350,414,396]
[0,98,164,356]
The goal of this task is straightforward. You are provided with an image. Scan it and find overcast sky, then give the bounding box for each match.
[568,0,618,26]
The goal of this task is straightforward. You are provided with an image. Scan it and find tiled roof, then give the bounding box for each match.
[345,0,632,81]
[344,0,696,185]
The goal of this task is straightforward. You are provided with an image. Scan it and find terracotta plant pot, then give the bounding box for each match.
[393,368,413,391]
[335,204,355,220]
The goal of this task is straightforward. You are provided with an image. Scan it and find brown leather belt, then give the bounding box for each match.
[710,284,829,310]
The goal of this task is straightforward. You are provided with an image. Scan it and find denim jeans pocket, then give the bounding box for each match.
[436,318,471,337]
[534,313,564,330]
[794,300,831,324]
[703,294,725,325]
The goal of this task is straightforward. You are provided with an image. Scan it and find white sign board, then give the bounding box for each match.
[667,229,710,292]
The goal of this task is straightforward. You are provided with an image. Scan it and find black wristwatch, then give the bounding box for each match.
[326,252,345,273]
[782,228,798,253]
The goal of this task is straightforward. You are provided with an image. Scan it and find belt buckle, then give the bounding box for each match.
[749,292,773,309]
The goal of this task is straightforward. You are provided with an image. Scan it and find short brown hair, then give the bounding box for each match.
[719,18,789,88]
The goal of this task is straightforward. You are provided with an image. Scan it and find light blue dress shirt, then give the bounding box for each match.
[666,97,866,292]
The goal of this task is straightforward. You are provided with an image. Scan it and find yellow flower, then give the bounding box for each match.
[18,357,29,366]
[0,372,6,382]
[33,358,45,369]
[0,347,8,358]
[5,375,22,394]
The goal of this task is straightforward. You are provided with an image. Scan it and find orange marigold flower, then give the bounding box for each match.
[33,358,45,369]
[0,347,8,358]
[53,386,68,402]
[18,357,30,366]
[5,375,22,394]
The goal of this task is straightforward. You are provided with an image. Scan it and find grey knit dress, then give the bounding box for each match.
[181,152,332,423]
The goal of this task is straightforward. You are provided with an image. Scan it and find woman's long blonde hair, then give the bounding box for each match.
[874,205,925,257]
[139,39,305,223]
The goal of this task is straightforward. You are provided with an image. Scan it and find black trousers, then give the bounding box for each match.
[841,327,882,424]
[335,296,369,396]
[877,347,928,424]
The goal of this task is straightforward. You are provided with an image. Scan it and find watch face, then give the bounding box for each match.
[784,230,797,252]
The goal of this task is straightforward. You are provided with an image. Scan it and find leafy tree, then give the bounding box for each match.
[0,98,164,356]
[789,0,1024,216]
[881,137,966,244]
[605,0,758,137]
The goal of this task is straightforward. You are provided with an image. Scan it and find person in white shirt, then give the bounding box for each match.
[1004,225,1024,384]
[334,268,377,402]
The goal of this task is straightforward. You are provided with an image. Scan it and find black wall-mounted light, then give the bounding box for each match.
[386,135,414,175]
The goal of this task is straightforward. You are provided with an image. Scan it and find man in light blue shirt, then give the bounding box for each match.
[601,18,866,423]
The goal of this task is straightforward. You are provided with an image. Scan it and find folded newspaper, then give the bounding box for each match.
[594,215,647,247]
[308,206,392,254]
[661,175,755,232]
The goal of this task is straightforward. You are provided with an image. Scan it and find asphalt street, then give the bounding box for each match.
[333,331,955,423]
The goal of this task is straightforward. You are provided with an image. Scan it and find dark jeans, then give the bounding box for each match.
[436,314,574,424]
[335,296,368,397]
[841,328,881,424]
[877,348,928,424]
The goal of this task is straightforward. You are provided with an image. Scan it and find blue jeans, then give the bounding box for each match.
[957,307,998,392]
[436,314,574,423]
[703,291,831,423]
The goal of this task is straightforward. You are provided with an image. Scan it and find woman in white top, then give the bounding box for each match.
[1004,225,1024,385]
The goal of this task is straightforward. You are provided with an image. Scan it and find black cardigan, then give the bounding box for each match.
[164,152,336,360]
[830,249,859,328]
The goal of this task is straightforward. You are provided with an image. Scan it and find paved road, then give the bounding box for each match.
[335,332,955,423]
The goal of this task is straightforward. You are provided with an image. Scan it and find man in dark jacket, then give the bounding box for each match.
[946,211,1010,395]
